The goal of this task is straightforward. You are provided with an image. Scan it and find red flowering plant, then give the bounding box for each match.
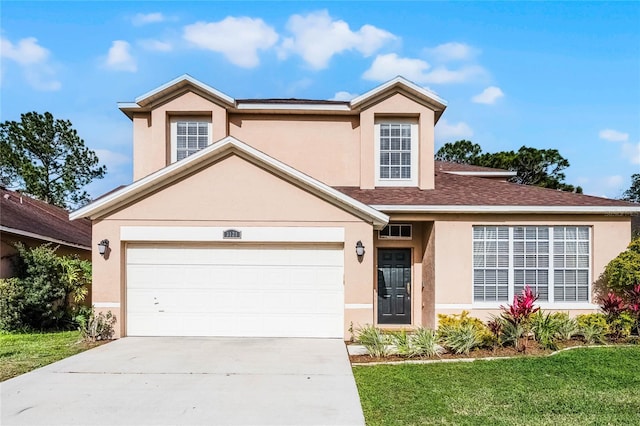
[501,285,540,326]
[625,282,640,335]
[500,286,540,351]
[600,292,626,319]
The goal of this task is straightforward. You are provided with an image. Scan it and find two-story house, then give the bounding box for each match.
[71,75,639,339]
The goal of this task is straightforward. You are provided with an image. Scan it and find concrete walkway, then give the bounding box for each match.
[1,337,365,425]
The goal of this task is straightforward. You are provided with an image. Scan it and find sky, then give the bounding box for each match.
[1,1,639,200]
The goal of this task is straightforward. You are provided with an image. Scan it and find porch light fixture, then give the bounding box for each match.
[98,239,109,256]
[355,240,365,257]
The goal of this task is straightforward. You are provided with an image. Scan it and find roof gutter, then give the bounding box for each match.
[371,205,640,214]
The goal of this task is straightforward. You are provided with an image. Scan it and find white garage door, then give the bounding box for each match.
[126,244,344,337]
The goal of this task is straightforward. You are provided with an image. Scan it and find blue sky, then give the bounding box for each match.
[1,1,639,199]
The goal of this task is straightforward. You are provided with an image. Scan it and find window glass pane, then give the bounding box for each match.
[577,227,589,240]
[380,168,389,179]
[400,225,411,237]
[390,167,401,178]
[401,167,410,179]
[401,153,411,165]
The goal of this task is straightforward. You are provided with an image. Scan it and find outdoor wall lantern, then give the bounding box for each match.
[98,239,109,256]
[355,240,365,257]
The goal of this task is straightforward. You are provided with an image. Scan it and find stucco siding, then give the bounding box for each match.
[228,114,360,186]
[432,214,631,324]
[92,154,376,338]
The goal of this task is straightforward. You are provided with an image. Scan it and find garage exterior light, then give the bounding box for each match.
[98,239,109,256]
[355,240,365,257]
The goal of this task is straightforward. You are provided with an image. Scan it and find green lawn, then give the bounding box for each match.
[0,330,102,382]
[353,347,640,426]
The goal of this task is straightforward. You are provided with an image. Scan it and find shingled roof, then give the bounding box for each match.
[0,187,91,249]
[335,172,640,211]
[434,161,515,174]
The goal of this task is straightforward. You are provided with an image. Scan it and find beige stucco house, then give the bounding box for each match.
[71,75,640,339]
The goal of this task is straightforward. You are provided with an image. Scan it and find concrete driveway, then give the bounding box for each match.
[1,337,365,425]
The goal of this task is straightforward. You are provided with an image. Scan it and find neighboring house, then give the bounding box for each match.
[1,187,91,278]
[71,75,640,339]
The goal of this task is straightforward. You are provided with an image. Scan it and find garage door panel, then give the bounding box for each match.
[126,244,344,337]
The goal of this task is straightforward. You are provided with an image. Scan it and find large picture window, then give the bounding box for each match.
[473,226,591,303]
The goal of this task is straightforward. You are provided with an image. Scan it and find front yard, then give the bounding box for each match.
[353,346,640,426]
[0,331,102,381]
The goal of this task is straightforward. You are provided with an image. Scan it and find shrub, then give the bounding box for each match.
[412,327,443,357]
[0,244,91,331]
[78,309,116,342]
[576,313,609,344]
[391,330,415,357]
[530,311,561,350]
[486,315,504,347]
[437,311,491,344]
[554,312,579,341]
[603,237,640,294]
[501,320,526,350]
[499,286,540,351]
[355,324,391,358]
[501,285,540,327]
[624,283,640,335]
[0,278,25,331]
[443,323,484,355]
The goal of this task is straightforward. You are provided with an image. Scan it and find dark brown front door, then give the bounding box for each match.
[377,249,411,324]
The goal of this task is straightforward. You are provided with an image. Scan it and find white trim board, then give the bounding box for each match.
[436,303,599,310]
[71,136,389,229]
[121,226,345,243]
[372,205,640,214]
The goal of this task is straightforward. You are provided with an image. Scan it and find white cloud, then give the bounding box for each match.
[362,53,430,82]
[94,149,131,169]
[363,53,485,84]
[132,12,165,26]
[472,86,505,104]
[105,40,137,72]
[331,91,358,101]
[279,10,397,69]
[435,119,474,141]
[138,39,172,52]
[622,142,640,165]
[599,129,629,142]
[0,36,61,90]
[183,17,278,68]
[424,42,479,62]
[604,175,624,188]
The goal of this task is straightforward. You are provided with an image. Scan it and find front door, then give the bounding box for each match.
[377,249,411,324]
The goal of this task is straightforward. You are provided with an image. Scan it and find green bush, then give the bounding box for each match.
[355,324,391,358]
[0,244,91,331]
[437,311,492,344]
[443,323,484,355]
[554,312,579,341]
[576,313,609,344]
[78,310,116,342]
[0,278,25,331]
[609,311,635,339]
[412,327,442,357]
[530,311,562,350]
[603,237,640,293]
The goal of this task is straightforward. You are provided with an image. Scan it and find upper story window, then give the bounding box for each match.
[170,118,212,162]
[375,120,418,186]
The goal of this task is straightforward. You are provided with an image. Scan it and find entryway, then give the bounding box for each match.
[377,248,412,324]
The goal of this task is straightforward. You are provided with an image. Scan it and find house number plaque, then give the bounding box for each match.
[223,229,242,239]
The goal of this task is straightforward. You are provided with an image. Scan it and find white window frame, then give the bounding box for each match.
[170,117,212,163]
[472,225,594,310]
[379,224,412,239]
[375,119,418,186]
